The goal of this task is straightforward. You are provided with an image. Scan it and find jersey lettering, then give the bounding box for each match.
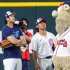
[58,39,67,47]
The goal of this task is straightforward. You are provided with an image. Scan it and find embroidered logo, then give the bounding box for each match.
[49,38,53,46]
[12,31,19,38]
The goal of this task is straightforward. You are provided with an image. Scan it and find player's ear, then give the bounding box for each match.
[8,17,10,19]
[36,25,38,28]
[6,18,9,21]
[6,16,10,21]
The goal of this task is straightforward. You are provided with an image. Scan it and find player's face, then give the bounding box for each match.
[8,14,15,23]
[36,21,46,30]
[22,20,27,26]
[22,20,28,29]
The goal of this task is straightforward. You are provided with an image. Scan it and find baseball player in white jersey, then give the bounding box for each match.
[31,18,55,70]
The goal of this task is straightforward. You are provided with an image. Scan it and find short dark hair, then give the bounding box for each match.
[36,28,39,32]
[19,18,28,29]
[4,16,9,24]
[20,18,28,25]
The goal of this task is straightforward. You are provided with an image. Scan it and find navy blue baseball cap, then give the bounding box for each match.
[36,18,46,25]
[4,11,15,19]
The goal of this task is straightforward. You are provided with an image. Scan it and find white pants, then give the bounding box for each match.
[3,58,22,70]
[38,58,53,70]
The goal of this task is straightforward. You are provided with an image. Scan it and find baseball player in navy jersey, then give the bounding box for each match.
[2,11,29,70]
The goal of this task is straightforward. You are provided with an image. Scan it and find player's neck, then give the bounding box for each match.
[7,22,14,28]
[39,30,47,36]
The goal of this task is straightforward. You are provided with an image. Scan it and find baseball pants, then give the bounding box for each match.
[3,58,22,70]
[38,58,54,70]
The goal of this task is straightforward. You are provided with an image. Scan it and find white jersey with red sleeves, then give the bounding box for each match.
[54,28,70,56]
[31,31,55,58]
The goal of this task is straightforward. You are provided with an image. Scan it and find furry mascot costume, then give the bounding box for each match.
[52,1,70,70]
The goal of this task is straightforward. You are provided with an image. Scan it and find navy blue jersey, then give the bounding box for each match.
[2,25,22,59]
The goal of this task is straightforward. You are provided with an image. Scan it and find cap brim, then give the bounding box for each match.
[39,19,46,23]
[12,12,16,16]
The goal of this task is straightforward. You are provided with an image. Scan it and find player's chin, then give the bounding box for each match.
[41,28,46,30]
[13,20,15,23]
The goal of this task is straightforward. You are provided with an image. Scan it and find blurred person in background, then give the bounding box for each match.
[20,18,32,70]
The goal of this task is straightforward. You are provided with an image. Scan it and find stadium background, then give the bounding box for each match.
[0,0,65,70]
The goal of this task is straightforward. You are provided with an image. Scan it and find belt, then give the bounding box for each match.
[45,56,52,59]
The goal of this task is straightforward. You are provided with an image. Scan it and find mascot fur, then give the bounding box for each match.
[52,1,70,70]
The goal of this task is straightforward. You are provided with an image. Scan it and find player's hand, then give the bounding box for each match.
[15,40,22,46]
[53,38,59,47]
[35,63,40,70]
[20,36,26,45]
